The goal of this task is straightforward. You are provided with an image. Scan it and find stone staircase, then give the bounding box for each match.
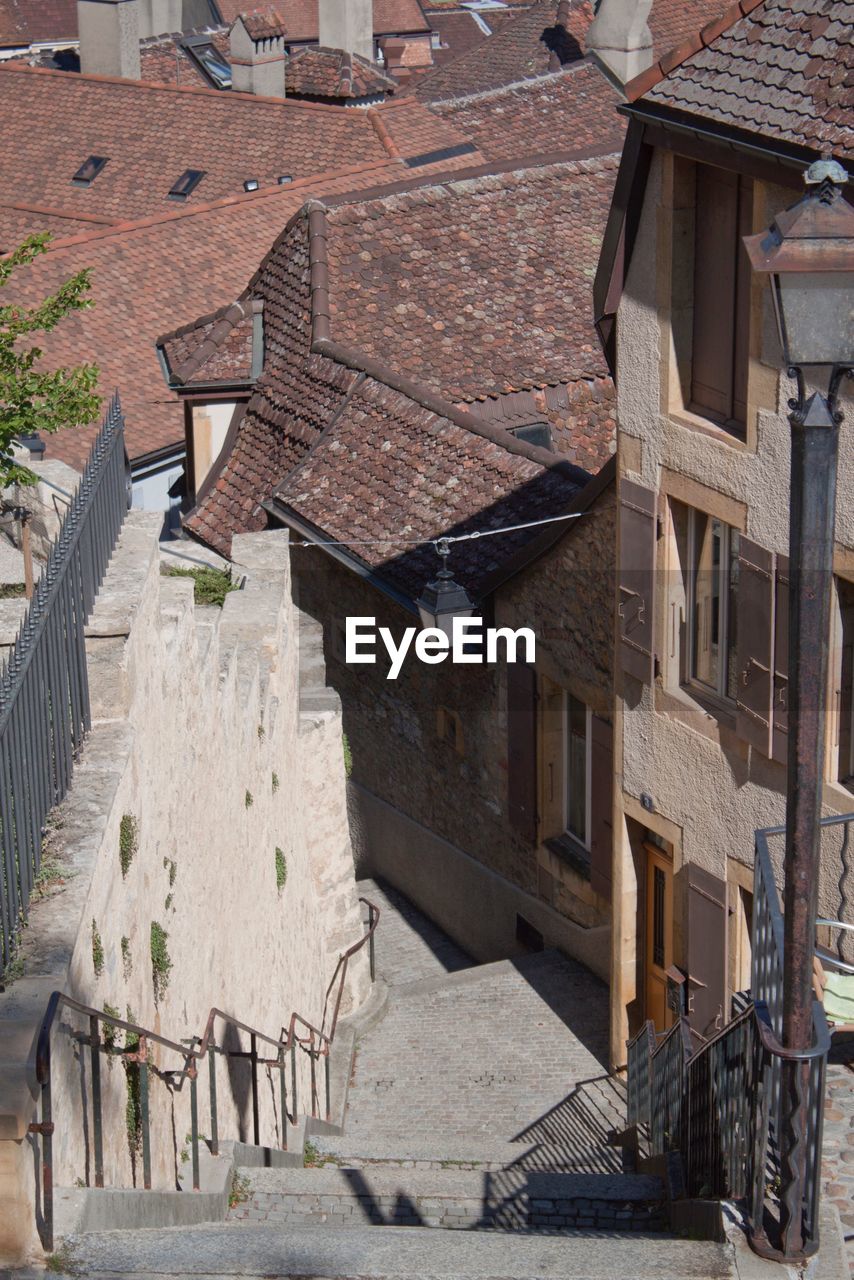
[43,877,745,1278]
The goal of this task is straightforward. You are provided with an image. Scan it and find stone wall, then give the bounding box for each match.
[0,515,368,1264]
[293,484,613,967]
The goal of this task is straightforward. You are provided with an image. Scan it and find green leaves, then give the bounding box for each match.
[0,232,100,488]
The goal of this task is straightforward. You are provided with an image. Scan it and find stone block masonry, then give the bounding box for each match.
[0,514,369,1264]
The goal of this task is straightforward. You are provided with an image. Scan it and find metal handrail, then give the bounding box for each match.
[30,895,380,1251]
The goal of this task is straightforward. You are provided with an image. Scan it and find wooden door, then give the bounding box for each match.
[645,842,674,1033]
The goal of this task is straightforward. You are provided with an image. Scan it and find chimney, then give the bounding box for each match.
[77,0,141,79]
[585,0,653,87]
[318,0,373,63]
[137,0,183,39]
[230,10,287,97]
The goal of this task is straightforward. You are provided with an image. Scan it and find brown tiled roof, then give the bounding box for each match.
[429,61,625,163]
[322,155,617,401]
[0,156,413,472]
[216,0,430,37]
[0,64,472,234]
[186,157,616,559]
[159,300,259,386]
[647,0,734,61]
[138,28,229,89]
[412,0,590,103]
[288,45,397,97]
[0,0,76,47]
[633,0,854,161]
[272,374,585,598]
[0,202,115,253]
[425,7,527,67]
[239,8,288,39]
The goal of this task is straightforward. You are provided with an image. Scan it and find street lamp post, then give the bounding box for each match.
[744,157,854,1256]
[415,538,476,639]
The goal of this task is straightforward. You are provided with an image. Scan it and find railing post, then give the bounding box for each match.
[250,1033,260,1147]
[189,1063,200,1192]
[290,1038,297,1123]
[208,1039,219,1157]
[310,1032,317,1119]
[89,1016,104,1188]
[324,1048,331,1123]
[139,1037,151,1191]
[279,1047,288,1151]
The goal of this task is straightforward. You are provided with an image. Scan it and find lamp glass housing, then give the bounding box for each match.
[416,577,475,640]
[773,270,854,367]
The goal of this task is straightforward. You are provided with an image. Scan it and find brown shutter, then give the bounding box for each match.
[507,662,537,844]
[686,864,728,1040]
[589,715,613,902]
[731,176,754,428]
[735,536,774,756]
[772,555,789,765]
[619,479,657,684]
[691,165,738,420]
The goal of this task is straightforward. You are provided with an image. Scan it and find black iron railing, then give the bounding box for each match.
[0,395,128,974]
[626,825,831,1262]
[30,896,379,1251]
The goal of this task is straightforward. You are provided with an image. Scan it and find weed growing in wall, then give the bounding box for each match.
[34,855,67,897]
[165,893,173,912]
[121,936,133,980]
[257,723,265,740]
[91,920,105,976]
[245,790,253,809]
[342,732,353,779]
[272,771,279,793]
[163,857,177,887]
[275,847,287,893]
[102,1003,120,1059]
[164,565,237,607]
[119,815,139,879]
[124,1009,142,1165]
[150,922,172,1004]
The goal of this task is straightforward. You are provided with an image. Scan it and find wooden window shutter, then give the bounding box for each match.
[619,479,657,684]
[731,176,754,428]
[735,536,774,756]
[772,555,789,765]
[691,165,738,421]
[589,715,613,902]
[507,662,537,844]
[686,864,727,1040]
[539,676,564,840]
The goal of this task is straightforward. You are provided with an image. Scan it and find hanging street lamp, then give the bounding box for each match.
[743,155,854,1258]
[415,537,476,640]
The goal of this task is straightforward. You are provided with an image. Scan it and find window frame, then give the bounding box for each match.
[563,691,592,851]
[683,506,740,711]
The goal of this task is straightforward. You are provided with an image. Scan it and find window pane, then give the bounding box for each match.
[691,513,722,692]
[565,694,587,844]
[653,866,666,968]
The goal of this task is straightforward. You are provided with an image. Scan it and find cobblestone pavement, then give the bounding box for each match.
[358,877,471,988]
[346,884,615,1150]
[822,1048,854,1276]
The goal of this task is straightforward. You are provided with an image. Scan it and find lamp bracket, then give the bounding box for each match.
[787,365,851,425]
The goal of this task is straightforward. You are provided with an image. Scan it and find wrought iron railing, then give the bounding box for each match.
[0,395,128,974]
[30,896,379,1251]
[625,825,831,1262]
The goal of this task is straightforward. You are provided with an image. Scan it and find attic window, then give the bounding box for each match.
[71,155,109,186]
[183,38,232,90]
[168,169,206,201]
[511,422,552,450]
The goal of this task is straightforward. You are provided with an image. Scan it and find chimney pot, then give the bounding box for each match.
[77,0,141,80]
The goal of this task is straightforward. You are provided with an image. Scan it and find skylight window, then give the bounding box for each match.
[168,169,206,201]
[71,155,109,187]
[183,38,232,90]
[510,422,552,450]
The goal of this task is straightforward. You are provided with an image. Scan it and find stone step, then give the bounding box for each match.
[230,1164,668,1232]
[307,1132,625,1174]
[48,1222,735,1278]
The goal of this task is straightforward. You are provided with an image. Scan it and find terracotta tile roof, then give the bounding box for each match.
[322,155,618,401]
[647,0,734,61]
[186,157,615,560]
[159,300,259,386]
[429,60,625,163]
[138,28,229,89]
[272,374,585,598]
[0,157,410,471]
[0,63,402,225]
[215,0,430,37]
[0,0,76,47]
[634,0,854,161]
[238,8,288,39]
[412,0,590,103]
[288,45,397,96]
[425,7,528,67]
[379,34,434,70]
[0,203,115,252]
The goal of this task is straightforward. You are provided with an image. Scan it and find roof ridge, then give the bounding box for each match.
[624,0,767,102]
[0,59,374,112]
[426,55,596,109]
[0,200,118,226]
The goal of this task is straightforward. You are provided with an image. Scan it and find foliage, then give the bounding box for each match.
[119,814,138,878]
[275,847,287,893]
[163,856,177,887]
[121,935,133,980]
[45,1241,77,1274]
[164,564,237,607]
[342,732,353,779]
[0,583,25,598]
[3,953,24,985]
[91,919,104,976]
[0,233,100,488]
[149,922,172,1004]
[303,1140,321,1167]
[245,789,253,809]
[34,855,67,897]
[271,771,279,794]
[124,1009,142,1160]
[102,1003,120,1056]
[228,1170,251,1209]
